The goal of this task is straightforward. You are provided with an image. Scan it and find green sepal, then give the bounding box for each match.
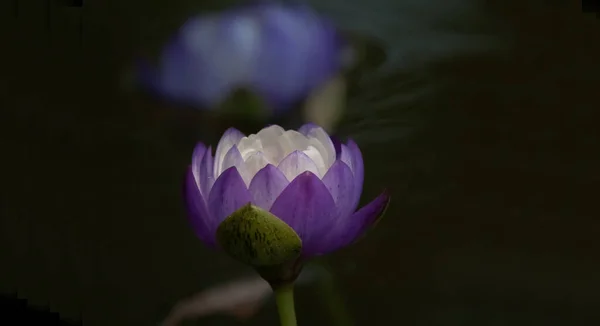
[216,203,302,267]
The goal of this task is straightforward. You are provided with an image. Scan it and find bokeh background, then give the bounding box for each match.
[2,0,600,325]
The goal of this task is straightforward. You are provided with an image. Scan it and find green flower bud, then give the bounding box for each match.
[217,203,302,267]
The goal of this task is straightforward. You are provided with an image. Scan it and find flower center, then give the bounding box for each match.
[232,125,335,184]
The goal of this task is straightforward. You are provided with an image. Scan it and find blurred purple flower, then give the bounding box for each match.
[138,2,346,112]
[185,123,389,256]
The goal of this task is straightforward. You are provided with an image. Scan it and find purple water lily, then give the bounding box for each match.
[138,2,346,112]
[185,124,389,256]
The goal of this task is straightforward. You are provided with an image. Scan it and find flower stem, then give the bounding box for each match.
[274,284,297,326]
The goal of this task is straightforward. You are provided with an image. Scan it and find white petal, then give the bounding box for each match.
[257,125,286,137]
[303,125,336,170]
[302,145,327,177]
[242,152,270,185]
[279,130,309,158]
[214,128,245,177]
[237,134,263,160]
[221,146,250,183]
[277,151,321,181]
[256,125,287,164]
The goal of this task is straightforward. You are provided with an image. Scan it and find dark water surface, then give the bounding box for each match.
[2,1,600,325]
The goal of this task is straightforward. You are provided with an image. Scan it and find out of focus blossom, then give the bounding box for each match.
[138,2,347,112]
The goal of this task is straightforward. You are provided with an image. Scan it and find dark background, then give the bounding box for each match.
[1,0,600,325]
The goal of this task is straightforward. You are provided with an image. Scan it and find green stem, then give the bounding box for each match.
[274,284,297,326]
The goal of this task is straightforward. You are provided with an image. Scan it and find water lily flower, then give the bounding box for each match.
[184,123,389,257]
[138,3,347,112]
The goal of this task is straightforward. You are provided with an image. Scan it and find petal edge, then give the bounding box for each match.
[208,166,253,227]
[184,167,217,247]
[269,171,337,256]
[248,164,290,211]
[317,190,390,255]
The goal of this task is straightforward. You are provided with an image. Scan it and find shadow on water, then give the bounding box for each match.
[1,0,600,325]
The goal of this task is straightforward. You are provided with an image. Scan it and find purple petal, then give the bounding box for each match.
[208,167,253,227]
[248,164,290,211]
[329,137,364,210]
[321,160,355,218]
[346,140,364,209]
[318,191,390,255]
[277,150,320,181]
[298,123,320,135]
[269,171,336,256]
[221,145,249,185]
[338,143,354,170]
[214,128,245,176]
[191,142,208,185]
[242,151,270,182]
[330,136,343,159]
[298,124,335,166]
[199,145,215,199]
[184,167,217,247]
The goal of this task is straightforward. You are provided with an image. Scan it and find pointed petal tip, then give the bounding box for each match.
[277,150,321,182]
[298,122,321,134]
[223,127,246,137]
[183,166,218,247]
[316,189,390,255]
[248,164,289,211]
[363,189,391,229]
[208,166,252,224]
[345,138,360,150]
[269,169,336,236]
[192,142,208,158]
[321,160,355,214]
[213,166,248,189]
